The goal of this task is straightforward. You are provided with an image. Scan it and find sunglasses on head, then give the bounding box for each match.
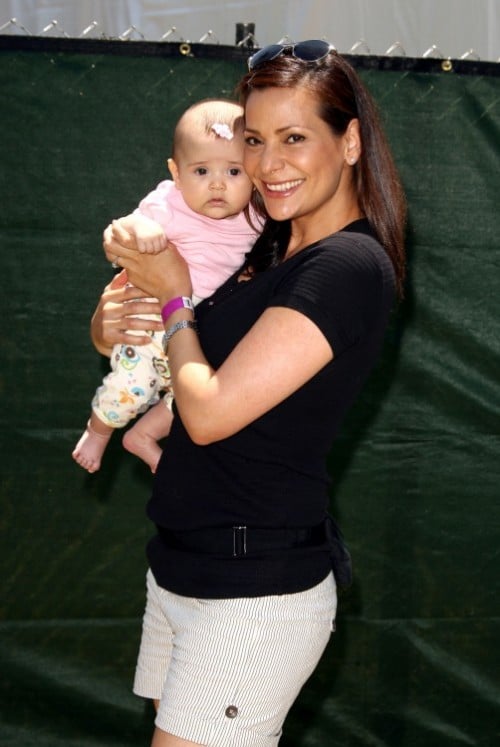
[247,39,334,71]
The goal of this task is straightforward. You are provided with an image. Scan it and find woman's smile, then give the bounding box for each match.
[263,178,305,195]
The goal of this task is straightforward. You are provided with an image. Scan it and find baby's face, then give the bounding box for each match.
[171,131,253,219]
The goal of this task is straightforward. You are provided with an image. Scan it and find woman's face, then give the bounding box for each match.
[243,85,360,237]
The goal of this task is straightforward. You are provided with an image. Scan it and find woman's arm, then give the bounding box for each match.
[90,270,163,355]
[90,220,165,355]
[102,232,333,444]
[168,304,333,444]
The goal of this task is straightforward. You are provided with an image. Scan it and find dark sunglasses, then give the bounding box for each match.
[247,39,334,71]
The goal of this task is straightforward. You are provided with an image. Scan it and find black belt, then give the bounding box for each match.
[157,522,328,558]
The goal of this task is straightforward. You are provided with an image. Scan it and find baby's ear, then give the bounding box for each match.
[167,158,181,188]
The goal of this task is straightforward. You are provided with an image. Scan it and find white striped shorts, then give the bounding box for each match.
[133,568,337,746]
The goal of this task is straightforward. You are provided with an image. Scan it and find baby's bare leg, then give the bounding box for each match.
[72,413,113,473]
[122,398,174,473]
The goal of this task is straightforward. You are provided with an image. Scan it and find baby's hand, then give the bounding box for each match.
[113,215,168,254]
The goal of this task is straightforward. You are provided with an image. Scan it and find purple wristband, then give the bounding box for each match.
[160,296,194,324]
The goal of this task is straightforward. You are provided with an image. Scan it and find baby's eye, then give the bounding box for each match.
[194,167,208,175]
[228,167,242,176]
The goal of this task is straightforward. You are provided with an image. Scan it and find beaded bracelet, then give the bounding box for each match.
[162,319,198,354]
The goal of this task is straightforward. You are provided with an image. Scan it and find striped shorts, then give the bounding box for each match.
[133,569,337,746]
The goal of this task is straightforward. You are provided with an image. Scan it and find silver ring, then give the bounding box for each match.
[111,256,121,269]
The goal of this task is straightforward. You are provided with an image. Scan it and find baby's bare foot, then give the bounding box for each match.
[122,429,162,473]
[72,424,112,473]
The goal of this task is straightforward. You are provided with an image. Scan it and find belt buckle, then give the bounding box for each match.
[232,525,247,557]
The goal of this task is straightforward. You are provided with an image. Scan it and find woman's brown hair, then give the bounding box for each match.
[238,51,407,297]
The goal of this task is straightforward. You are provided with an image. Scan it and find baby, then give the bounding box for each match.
[73,98,260,474]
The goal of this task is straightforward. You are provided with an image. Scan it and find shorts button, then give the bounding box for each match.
[225,705,238,718]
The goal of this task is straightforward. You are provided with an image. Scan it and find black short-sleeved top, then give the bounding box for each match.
[146,219,396,597]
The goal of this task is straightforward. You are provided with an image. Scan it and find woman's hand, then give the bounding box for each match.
[90,269,163,356]
[103,220,192,306]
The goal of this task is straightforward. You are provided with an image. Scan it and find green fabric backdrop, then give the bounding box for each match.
[1,40,499,746]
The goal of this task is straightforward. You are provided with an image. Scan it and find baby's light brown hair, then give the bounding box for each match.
[172,98,245,159]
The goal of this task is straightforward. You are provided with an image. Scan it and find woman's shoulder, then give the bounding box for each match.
[315,218,381,254]
[305,220,393,276]
[277,220,395,309]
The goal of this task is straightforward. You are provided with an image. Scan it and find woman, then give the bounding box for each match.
[93,41,406,747]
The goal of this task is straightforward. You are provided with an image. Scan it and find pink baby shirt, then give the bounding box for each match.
[134,180,260,299]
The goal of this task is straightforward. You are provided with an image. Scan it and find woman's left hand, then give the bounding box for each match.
[103,220,192,305]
